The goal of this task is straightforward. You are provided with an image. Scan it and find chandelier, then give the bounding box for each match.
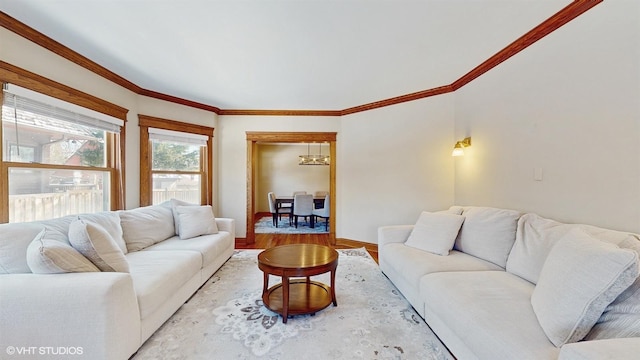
[299,143,330,165]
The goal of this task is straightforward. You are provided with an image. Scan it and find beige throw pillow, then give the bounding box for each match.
[405,212,465,256]
[69,218,130,273]
[176,205,219,239]
[27,229,99,274]
[531,228,639,347]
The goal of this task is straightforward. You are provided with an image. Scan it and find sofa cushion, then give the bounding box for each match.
[507,213,640,286]
[0,222,48,274]
[421,271,559,360]
[126,250,202,319]
[69,218,130,273]
[506,213,572,284]
[176,205,219,239]
[531,228,639,347]
[144,232,232,269]
[454,206,521,268]
[120,205,175,252]
[380,243,502,314]
[405,211,464,256]
[26,229,100,273]
[586,233,640,340]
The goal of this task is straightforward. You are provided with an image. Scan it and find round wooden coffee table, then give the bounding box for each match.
[257,244,338,323]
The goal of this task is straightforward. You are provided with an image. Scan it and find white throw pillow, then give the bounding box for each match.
[27,229,100,274]
[69,218,130,273]
[586,234,640,340]
[176,205,219,240]
[405,212,465,256]
[170,198,198,236]
[78,212,127,254]
[120,204,175,252]
[531,228,639,347]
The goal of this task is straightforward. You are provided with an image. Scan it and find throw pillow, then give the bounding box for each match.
[531,228,639,347]
[68,218,130,272]
[170,198,198,236]
[176,205,219,239]
[78,212,127,254]
[405,211,465,256]
[585,234,640,340]
[26,229,100,274]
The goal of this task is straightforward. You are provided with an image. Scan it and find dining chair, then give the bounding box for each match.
[268,192,291,227]
[314,191,328,208]
[312,194,330,230]
[293,194,314,228]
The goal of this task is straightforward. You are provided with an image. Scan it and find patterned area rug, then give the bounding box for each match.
[132,248,453,360]
[254,215,329,234]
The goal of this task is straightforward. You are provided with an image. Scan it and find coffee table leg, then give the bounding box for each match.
[282,276,289,323]
[262,271,269,298]
[330,268,337,306]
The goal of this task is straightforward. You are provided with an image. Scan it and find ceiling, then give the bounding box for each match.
[0,0,571,111]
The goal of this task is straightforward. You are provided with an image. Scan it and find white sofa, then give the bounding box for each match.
[0,201,235,360]
[379,206,640,360]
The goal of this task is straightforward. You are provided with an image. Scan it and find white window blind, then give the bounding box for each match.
[148,128,208,146]
[3,83,123,133]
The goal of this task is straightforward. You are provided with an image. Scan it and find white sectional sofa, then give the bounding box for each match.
[379,206,640,360]
[0,201,235,360]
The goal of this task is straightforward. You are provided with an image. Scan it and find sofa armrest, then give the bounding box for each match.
[216,217,236,240]
[0,273,141,360]
[558,338,640,360]
[378,225,414,248]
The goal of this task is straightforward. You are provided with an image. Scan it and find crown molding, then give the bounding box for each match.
[0,0,603,116]
[219,109,341,116]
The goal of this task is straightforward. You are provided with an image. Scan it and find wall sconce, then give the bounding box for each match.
[452,137,471,157]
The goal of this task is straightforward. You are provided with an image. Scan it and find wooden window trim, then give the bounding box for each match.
[0,63,127,222]
[138,114,214,207]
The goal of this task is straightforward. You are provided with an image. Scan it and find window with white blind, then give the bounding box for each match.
[138,115,213,207]
[1,83,123,223]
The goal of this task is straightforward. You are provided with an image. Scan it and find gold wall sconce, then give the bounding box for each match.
[452,137,471,157]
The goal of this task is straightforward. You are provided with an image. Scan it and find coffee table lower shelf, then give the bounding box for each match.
[262,279,334,319]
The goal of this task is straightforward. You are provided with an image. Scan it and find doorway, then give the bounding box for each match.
[246,132,337,245]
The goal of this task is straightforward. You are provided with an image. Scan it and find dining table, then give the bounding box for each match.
[275,195,324,227]
[275,195,326,218]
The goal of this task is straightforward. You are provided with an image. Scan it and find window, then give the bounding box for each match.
[1,80,126,223]
[139,115,213,206]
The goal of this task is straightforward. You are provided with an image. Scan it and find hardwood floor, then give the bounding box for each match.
[236,233,379,263]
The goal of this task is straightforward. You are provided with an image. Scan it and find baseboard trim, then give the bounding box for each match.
[335,238,378,253]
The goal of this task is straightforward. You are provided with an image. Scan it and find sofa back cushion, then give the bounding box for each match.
[506,213,572,284]
[0,212,126,273]
[120,205,175,252]
[507,213,639,285]
[454,206,521,268]
[0,223,49,274]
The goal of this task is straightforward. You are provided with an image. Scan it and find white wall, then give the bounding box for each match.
[340,95,456,242]
[454,0,640,233]
[256,143,329,212]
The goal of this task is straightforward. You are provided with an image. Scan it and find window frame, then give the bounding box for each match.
[0,61,128,223]
[138,114,213,207]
